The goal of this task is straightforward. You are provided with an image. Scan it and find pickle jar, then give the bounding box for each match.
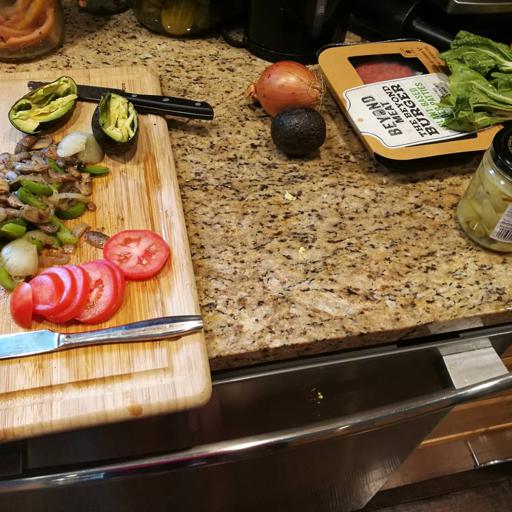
[457,126,512,252]
[78,0,131,15]
[0,0,64,62]
[133,0,230,37]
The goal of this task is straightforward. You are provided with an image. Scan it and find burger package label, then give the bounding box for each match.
[318,40,499,163]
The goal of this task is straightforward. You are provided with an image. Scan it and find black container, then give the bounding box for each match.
[245,0,350,64]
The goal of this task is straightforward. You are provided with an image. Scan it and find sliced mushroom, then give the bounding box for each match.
[38,222,59,234]
[77,173,92,195]
[7,192,24,208]
[31,134,53,150]
[20,204,54,224]
[84,230,109,249]
[39,144,58,160]
[15,135,38,154]
[0,177,9,195]
[0,153,12,167]
[14,161,47,173]
[12,151,33,162]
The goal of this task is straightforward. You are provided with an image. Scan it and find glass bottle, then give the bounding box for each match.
[0,0,64,62]
[78,0,131,15]
[457,126,512,252]
[133,0,227,37]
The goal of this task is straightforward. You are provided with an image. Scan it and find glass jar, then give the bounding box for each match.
[78,0,130,15]
[0,0,64,62]
[457,126,512,252]
[133,0,228,37]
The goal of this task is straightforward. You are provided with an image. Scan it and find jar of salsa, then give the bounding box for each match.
[457,126,512,252]
[0,0,64,62]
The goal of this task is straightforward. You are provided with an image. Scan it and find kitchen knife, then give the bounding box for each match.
[0,315,203,360]
[27,81,214,121]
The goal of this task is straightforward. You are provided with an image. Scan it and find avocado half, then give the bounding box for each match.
[92,93,138,155]
[9,76,78,135]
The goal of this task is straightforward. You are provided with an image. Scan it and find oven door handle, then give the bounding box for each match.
[1,371,512,492]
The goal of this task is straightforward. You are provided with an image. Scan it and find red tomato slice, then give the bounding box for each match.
[45,266,90,323]
[39,266,76,318]
[103,230,170,281]
[10,282,33,329]
[76,260,121,324]
[30,272,65,316]
[101,259,126,313]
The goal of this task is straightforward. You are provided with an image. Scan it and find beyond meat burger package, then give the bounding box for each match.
[318,40,499,165]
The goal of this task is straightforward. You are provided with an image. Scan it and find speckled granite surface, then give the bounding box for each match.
[2,4,512,369]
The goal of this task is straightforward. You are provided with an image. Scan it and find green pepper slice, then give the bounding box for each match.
[56,202,87,220]
[20,179,54,196]
[80,165,110,175]
[0,264,16,292]
[49,216,78,245]
[0,222,27,239]
[17,187,47,209]
[47,158,65,174]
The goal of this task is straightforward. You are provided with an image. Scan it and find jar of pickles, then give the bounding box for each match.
[0,0,64,62]
[132,0,235,37]
[78,0,130,15]
[457,126,512,252]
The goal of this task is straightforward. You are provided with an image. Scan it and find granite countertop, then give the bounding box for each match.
[2,4,512,370]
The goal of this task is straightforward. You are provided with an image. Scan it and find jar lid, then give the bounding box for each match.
[491,125,512,178]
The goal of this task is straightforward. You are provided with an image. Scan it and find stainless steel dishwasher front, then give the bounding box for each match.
[1,325,511,512]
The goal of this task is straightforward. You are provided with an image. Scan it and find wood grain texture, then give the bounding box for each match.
[0,67,211,441]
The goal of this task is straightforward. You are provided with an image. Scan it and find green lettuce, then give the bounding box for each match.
[439,31,512,131]
[440,30,512,76]
[440,61,512,131]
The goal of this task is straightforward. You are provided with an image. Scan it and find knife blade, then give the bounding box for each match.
[27,81,214,121]
[0,315,203,360]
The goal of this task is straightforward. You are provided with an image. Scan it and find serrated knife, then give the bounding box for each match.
[0,315,203,360]
[27,81,214,120]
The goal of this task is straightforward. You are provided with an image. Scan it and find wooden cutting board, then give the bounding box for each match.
[0,67,211,441]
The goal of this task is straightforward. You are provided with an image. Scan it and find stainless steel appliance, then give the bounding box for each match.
[245,0,350,63]
[0,324,511,511]
[349,0,512,49]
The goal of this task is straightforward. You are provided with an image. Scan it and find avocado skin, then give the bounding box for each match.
[8,76,77,135]
[271,108,326,157]
[92,106,138,156]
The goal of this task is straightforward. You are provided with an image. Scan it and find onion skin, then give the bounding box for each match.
[246,61,322,117]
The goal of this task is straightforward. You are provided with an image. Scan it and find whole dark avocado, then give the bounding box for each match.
[271,108,326,157]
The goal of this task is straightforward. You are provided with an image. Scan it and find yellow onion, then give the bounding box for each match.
[246,61,323,117]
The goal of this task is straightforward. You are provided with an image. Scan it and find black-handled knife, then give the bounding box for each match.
[27,81,214,121]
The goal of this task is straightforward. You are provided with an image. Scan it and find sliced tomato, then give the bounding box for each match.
[39,266,76,318]
[103,229,170,281]
[30,272,65,317]
[76,260,121,324]
[45,266,90,323]
[101,259,126,313]
[10,282,33,329]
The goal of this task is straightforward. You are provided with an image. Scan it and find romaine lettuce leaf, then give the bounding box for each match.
[440,61,512,131]
[439,30,512,76]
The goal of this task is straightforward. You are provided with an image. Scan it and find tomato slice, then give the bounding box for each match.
[76,260,121,324]
[101,259,126,313]
[10,282,33,329]
[30,272,65,317]
[39,266,76,318]
[45,266,90,323]
[103,230,170,281]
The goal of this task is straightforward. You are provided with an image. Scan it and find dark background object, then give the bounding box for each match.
[245,0,351,64]
[349,0,512,50]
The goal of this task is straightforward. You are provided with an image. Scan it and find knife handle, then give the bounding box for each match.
[58,315,203,350]
[122,93,214,120]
